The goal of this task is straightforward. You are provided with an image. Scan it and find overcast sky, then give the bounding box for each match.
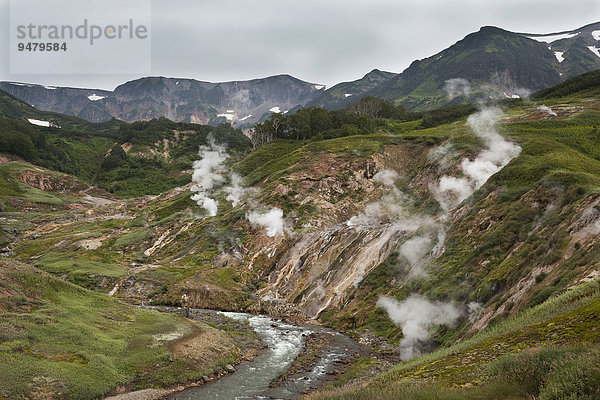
[1,0,598,90]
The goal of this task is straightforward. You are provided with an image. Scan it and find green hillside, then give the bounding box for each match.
[1,72,600,398]
[0,90,252,197]
[0,260,242,399]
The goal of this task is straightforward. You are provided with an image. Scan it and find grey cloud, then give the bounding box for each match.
[0,0,597,90]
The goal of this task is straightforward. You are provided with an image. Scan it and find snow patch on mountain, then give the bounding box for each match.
[88,94,106,101]
[8,82,33,87]
[526,32,579,43]
[344,93,353,98]
[503,92,520,99]
[27,119,50,127]
[217,112,235,121]
[592,30,600,41]
[269,106,282,113]
[554,51,565,63]
[588,46,600,58]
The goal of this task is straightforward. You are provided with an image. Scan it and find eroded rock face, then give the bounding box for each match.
[18,170,88,193]
[238,143,440,318]
[256,223,408,318]
[213,245,247,268]
[180,284,244,311]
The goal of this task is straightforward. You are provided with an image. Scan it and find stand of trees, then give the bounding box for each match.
[251,96,478,147]
[251,96,416,146]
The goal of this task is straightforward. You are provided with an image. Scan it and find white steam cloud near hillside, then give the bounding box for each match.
[377,295,462,360]
[443,78,471,100]
[190,138,283,236]
[399,235,434,279]
[347,169,415,229]
[374,103,521,360]
[225,173,258,206]
[373,169,400,186]
[537,105,557,117]
[247,208,286,237]
[430,106,521,211]
[190,138,229,216]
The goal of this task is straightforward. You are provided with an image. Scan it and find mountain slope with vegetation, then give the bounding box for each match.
[0,89,252,197]
[1,71,600,398]
[311,22,600,112]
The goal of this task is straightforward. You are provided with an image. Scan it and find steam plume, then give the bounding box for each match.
[190,137,229,216]
[225,173,257,206]
[537,105,557,117]
[377,295,462,360]
[400,236,432,266]
[467,302,483,323]
[346,187,411,228]
[373,169,400,187]
[247,208,286,237]
[443,78,471,100]
[431,106,521,211]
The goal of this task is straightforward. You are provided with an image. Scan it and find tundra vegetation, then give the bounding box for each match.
[0,70,600,398]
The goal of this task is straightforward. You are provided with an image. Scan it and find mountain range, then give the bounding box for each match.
[1,22,598,127]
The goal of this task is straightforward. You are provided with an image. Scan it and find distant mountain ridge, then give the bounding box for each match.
[309,22,600,111]
[1,22,599,122]
[0,75,326,127]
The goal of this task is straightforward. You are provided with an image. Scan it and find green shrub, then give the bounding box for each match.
[488,347,570,396]
[525,286,556,309]
[540,347,600,400]
[536,272,548,283]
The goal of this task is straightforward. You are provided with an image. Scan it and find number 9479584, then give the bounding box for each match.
[18,42,67,51]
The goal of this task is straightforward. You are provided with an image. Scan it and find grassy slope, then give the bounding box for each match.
[315,100,600,339]
[0,260,238,400]
[0,88,119,135]
[0,89,252,198]
[304,79,600,398]
[2,75,600,398]
[309,278,600,399]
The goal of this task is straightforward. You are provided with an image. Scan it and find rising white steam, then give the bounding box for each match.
[431,106,521,211]
[443,78,471,100]
[346,187,412,228]
[373,169,400,187]
[399,235,435,280]
[537,105,557,117]
[400,236,432,266]
[467,301,483,323]
[190,137,229,216]
[225,173,257,206]
[362,105,517,360]
[247,208,286,237]
[427,143,456,171]
[377,295,462,360]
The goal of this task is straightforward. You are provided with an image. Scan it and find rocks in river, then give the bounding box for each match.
[225,364,235,373]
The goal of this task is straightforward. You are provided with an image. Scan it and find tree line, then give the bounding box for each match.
[250,96,477,148]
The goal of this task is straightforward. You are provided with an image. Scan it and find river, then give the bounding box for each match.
[167,311,361,400]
